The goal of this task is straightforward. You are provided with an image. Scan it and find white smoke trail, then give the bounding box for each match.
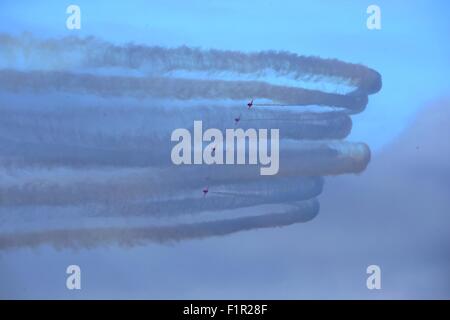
[0,33,382,94]
[0,199,319,250]
[0,141,368,208]
[0,34,381,249]
[0,69,370,111]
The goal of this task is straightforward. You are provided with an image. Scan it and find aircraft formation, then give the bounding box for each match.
[203,99,254,197]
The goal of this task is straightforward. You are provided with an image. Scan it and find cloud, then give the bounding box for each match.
[316,98,450,298]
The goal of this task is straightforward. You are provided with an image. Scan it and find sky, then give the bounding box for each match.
[0,0,449,149]
[0,0,449,299]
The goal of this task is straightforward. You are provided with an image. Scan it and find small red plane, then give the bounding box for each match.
[247,99,254,109]
[202,186,209,197]
[234,114,241,125]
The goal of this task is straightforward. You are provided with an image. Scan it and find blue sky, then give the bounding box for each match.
[1,0,450,149]
[0,0,449,299]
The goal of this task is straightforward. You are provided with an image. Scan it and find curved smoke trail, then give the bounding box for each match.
[0,34,381,249]
[0,33,381,94]
[0,200,319,250]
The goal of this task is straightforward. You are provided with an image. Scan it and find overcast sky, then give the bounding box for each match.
[0,0,449,299]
